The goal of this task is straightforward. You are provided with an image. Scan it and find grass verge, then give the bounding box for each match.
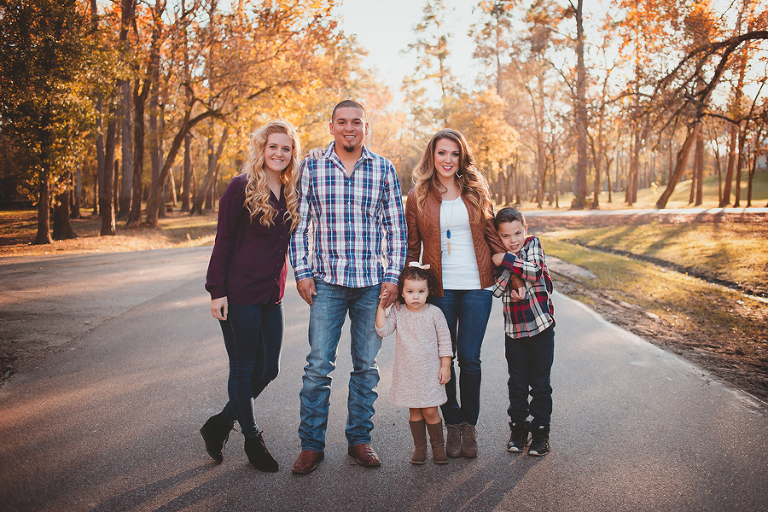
[542,235,768,402]
[550,221,768,297]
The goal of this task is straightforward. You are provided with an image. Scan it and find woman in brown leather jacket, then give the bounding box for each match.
[405,128,506,459]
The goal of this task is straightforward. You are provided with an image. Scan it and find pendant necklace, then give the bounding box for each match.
[441,196,456,255]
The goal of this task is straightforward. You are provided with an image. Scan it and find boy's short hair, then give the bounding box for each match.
[495,207,526,230]
[331,100,366,122]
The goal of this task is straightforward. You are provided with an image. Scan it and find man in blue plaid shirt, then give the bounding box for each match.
[289,100,407,474]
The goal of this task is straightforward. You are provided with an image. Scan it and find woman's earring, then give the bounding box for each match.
[455,171,463,178]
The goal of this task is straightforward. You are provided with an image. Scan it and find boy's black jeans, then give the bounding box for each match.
[504,326,555,427]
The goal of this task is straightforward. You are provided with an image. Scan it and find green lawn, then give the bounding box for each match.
[544,222,768,296]
[509,169,768,211]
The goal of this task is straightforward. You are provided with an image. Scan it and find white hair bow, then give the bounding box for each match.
[408,261,431,270]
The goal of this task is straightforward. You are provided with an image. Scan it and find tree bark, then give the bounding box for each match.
[181,132,192,212]
[116,0,135,220]
[95,99,105,216]
[571,0,588,209]
[53,182,76,241]
[144,109,220,225]
[118,79,133,219]
[626,130,640,205]
[72,163,82,218]
[656,122,701,209]
[695,129,704,206]
[689,148,698,204]
[100,116,118,236]
[734,124,747,207]
[193,126,228,214]
[127,77,149,226]
[33,166,52,245]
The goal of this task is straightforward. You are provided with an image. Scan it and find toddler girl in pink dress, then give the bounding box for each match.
[375,263,452,464]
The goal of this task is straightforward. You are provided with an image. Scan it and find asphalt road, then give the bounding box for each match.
[0,246,766,512]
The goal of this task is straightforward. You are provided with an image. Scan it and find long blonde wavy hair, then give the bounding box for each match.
[243,120,301,229]
[412,129,494,222]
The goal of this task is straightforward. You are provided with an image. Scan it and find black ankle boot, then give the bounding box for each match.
[245,433,279,472]
[200,413,233,464]
[528,425,550,456]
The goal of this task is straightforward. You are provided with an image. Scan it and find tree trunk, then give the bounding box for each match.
[626,130,640,205]
[606,157,613,203]
[720,123,738,207]
[734,125,747,207]
[571,0,588,209]
[656,122,701,209]
[144,109,219,225]
[33,166,52,245]
[53,183,76,240]
[113,158,119,212]
[95,99,105,216]
[695,129,704,206]
[689,148,698,204]
[747,125,763,207]
[72,163,82,218]
[128,75,150,226]
[193,126,229,214]
[100,117,118,236]
[181,132,192,212]
[118,79,133,220]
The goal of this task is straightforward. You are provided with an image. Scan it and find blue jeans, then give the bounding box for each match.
[505,326,555,427]
[299,278,382,452]
[431,289,493,426]
[219,303,284,438]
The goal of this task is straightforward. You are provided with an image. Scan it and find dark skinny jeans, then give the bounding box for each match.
[219,303,283,438]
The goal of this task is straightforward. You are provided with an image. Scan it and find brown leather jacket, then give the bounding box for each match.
[405,188,506,297]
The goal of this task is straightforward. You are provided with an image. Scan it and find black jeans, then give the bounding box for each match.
[219,303,284,438]
[505,326,555,427]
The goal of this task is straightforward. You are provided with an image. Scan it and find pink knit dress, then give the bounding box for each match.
[376,304,453,408]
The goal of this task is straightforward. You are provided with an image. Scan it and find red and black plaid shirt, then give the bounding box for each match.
[492,236,555,338]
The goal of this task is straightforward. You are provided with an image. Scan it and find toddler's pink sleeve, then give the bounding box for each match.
[433,308,452,358]
[375,308,398,338]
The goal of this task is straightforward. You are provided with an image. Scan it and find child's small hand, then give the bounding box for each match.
[438,366,451,384]
[509,288,526,301]
[509,274,526,301]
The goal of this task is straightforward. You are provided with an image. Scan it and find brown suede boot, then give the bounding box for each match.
[409,420,428,464]
[426,421,448,464]
[445,423,462,458]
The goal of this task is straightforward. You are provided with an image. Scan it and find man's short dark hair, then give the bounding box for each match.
[331,100,366,122]
[494,207,526,230]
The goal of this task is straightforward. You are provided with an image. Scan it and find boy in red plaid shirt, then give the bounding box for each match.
[492,207,555,456]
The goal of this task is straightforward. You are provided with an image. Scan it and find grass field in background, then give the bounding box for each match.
[543,222,768,296]
[510,169,768,211]
[544,237,767,358]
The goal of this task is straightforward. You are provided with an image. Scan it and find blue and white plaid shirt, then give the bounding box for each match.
[289,142,407,288]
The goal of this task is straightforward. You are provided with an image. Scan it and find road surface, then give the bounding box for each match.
[0,246,766,511]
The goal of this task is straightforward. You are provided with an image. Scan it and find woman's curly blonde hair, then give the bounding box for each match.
[412,128,493,221]
[243,120,301,229]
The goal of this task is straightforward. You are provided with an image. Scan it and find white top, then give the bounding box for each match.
[440,197,482,290]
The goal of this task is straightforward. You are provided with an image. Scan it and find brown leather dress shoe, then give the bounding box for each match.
[291,450,324,474]
[347,443,381,467]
